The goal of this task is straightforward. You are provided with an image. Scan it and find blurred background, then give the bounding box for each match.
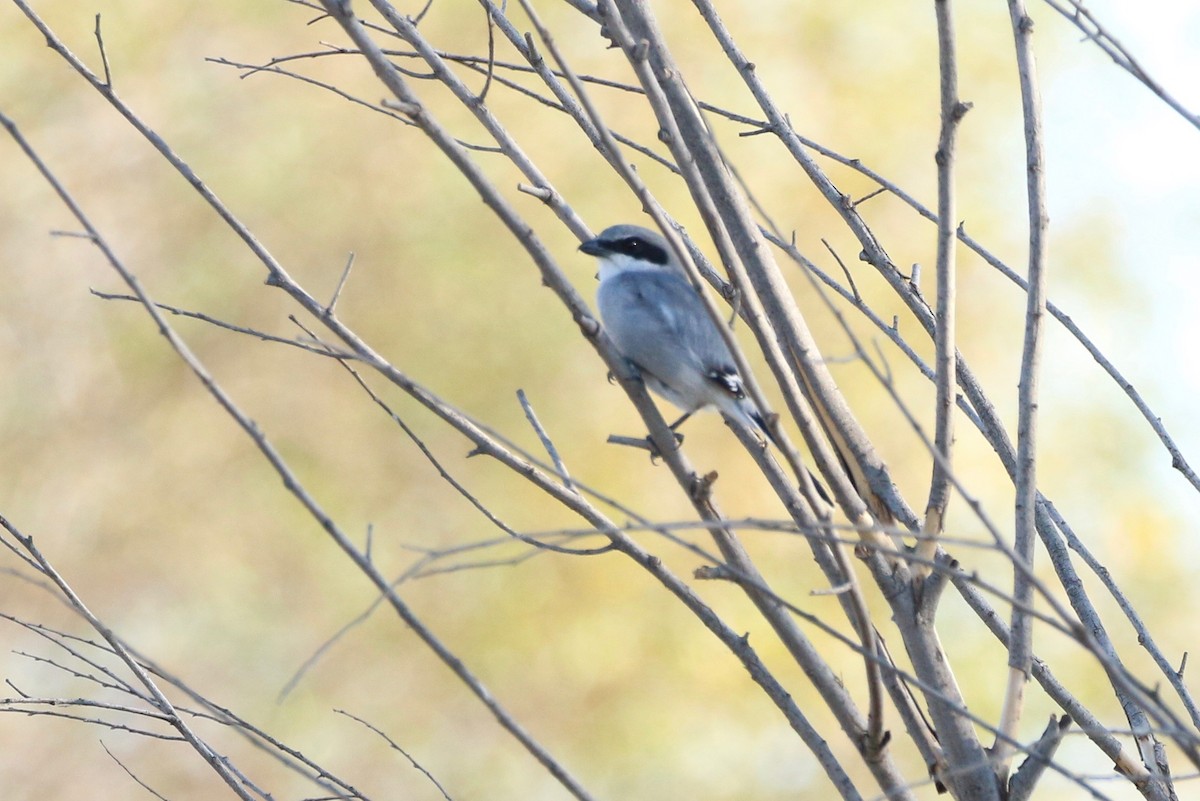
[1,0,1197,798]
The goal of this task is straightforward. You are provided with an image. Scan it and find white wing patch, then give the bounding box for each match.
[707,367,746,399]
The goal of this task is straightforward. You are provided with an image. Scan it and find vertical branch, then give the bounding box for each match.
[917,0,968,578]
[993,0,1048,779]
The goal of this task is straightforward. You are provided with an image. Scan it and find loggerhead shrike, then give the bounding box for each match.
[579,223,777,446]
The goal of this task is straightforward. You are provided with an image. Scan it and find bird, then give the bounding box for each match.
[578,223,777,446]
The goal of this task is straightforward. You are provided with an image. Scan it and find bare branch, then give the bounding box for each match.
[336,709,455,801]
[6,2,1196,798]
[90,290,358,359]
[93,13,112,88]
[917,0,969,578]
[1008,715,1071,801]
[326,250,355,314]
[1040,0,1199,130]
[100,741,172,801]
[994,0,1049,779]
[517,388,576,492]
[0,109,262,800]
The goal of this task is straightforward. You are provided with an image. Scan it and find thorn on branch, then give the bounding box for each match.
[605,433,681,462]
[737,122,775,138]
[523,33,544,68]
[456,139,503,153]
[851,186,887,208]
[413,0,436,25]
[325,251,355,315]
[381,97,421,117]
[93,14,112,90]
[810,581,853,597]
[688,470,718,503]
[517,183,554,202]
[694,564,737,582]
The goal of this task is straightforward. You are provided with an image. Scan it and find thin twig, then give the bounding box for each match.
[90,290,358,358]
[286,316,612,558]
[336,709,455,801]
[327,251,355,313]
[0,108,261,801]
[93,14,112,88]
[1040,0,1199,131]
[4,10,595,790]
[516,389,575,491]
[101,741,171,801]
[917,0,968,579]
[994,0,1049,781]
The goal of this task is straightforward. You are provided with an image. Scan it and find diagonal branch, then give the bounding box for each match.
[1040,0,1199,131]
[1,30,600,793]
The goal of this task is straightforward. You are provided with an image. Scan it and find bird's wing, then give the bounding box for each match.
[597,271,740,394]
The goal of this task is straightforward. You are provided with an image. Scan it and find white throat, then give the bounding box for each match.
[596,252,670,284]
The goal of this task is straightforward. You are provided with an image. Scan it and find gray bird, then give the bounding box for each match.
[579,223,776,445]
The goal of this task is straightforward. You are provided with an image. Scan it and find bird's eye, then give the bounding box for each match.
[614,236,668,265]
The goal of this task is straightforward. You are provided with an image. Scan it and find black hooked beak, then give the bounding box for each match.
[578,237,607,257]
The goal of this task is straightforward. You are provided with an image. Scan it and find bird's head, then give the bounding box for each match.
[579,224,679,280]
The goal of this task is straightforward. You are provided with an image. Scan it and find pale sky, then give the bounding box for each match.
[1039,0,1199,518]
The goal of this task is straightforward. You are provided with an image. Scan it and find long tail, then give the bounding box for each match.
[747,406,781,448]
[747,404,832,505]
